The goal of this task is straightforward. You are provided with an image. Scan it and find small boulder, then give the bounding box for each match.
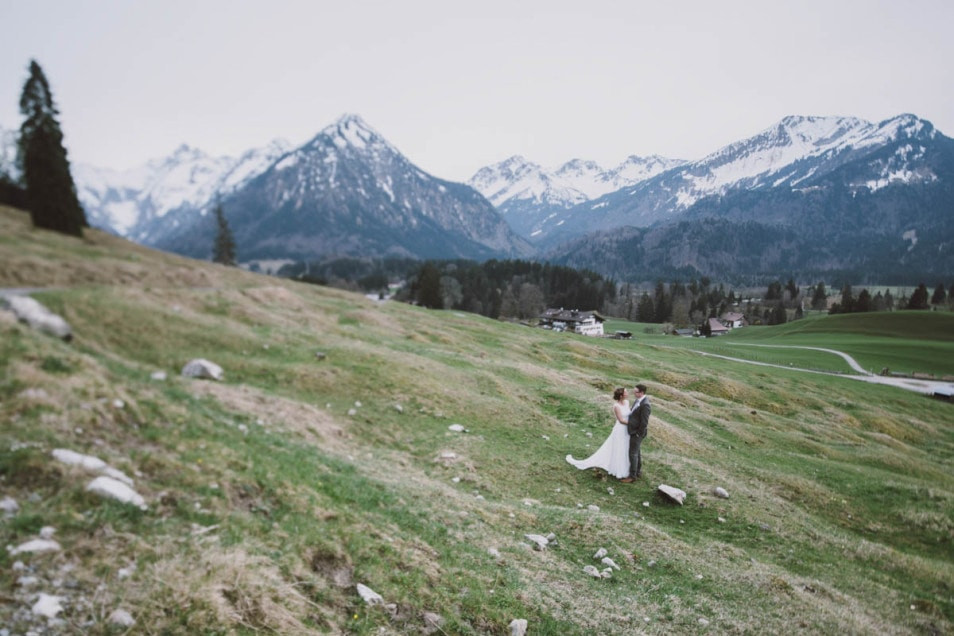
[150,371,167,381]
[0,496,18,516]
[509,618,528,636]
[86,476,147,509]
[593,547,607,559]
[714,487,729,499]
[181,358,223,381]
[601,556,620,571]
[31,593,65,618]
[108,609,136,628]
[9,538,61,555]
[524,534,549,551]
[3,295,72,340]
[658,484,687,505]
[448,424,466,432]
[356,582,383,605]
[583,565,602,578]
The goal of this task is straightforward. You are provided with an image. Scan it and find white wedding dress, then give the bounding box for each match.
[566,400,632,478]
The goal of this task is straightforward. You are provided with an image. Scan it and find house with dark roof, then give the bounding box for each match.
[538,308,605,336]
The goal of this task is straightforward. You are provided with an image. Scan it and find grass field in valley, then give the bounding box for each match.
[1,206,952,635]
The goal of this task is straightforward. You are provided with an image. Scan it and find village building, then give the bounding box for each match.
[538,308,605,336]
[707,317,730,336]
[720,311,748,329]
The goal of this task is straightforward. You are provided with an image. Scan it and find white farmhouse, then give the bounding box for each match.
[538,308,605,336]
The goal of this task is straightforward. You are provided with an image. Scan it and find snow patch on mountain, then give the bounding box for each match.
[74,138,291,237]
[468,154,685,211]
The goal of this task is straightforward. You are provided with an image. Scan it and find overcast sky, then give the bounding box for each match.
[2,0,952,181]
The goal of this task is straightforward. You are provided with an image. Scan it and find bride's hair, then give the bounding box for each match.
[613,387,625,401]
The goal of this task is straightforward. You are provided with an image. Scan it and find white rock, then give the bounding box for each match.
[39,526,55,540]
[9,538,61,555]
[600,568,613,578]
[593,547,608,559]
[356,582,383,605]
[718,517,726,523]
[85,476,146,509]
[509,618,528,636]
[117,563,136,579]
[545,533,556,542]
[714,487,729,499]
[440,452,457,460]
[4,295,72,340]
[642,501,650,507]
[583,565,602,578]
[32,593,64,618]
[347,408,357,416]
[150,371,167,381]
[354,401,361,407]
[487,547,501,559]
[451,476,461,483]
[0,496,18,515]
[587,504,600,512]
[394,404,404,413]
[658,484,687,505]
[17,575,39,586]
[601,556,620,570]
[699,618,710,627]
[181,358,223,381]
[448,424,466,432]
[53,448,134,486]
[524,534,549,550]
[607,487,615,495]
[108,608,136,627]
[112,399,125,409]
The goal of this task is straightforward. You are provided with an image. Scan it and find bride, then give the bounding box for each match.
[566,387,633,479]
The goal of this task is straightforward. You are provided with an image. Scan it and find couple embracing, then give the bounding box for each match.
[566,384,651,482]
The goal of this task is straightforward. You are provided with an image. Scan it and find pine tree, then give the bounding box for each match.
[211,204,237,266]
[17,60,86,236]
[907,283,930,310]
[931,283,946,306]
[811,282,828,311]
[416,262,443,309]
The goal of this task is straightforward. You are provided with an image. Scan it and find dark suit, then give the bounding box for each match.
[626,397,651,478]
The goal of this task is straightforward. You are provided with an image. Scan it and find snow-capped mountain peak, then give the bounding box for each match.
[468,153,685,211]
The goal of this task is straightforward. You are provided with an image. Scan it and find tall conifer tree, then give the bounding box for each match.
[212,204,237,266]
[17,60,86,236]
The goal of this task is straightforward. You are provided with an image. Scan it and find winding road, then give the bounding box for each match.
[689,343,954,397]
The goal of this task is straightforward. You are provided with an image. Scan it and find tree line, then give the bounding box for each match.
[400,260,616,320]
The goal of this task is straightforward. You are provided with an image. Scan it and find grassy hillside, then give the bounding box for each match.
[1,206,952,634]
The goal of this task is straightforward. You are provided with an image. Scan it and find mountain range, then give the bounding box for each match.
[1,113,951,283]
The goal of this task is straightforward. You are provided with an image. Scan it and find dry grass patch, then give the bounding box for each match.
[143,544,313,633]
[186,380,350,450]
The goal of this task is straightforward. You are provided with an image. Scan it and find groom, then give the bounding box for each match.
[621,383,650,483]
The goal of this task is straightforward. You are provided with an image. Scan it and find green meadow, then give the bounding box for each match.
[1,206,952,634]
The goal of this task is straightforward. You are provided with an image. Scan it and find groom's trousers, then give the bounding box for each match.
[628,432,645,478]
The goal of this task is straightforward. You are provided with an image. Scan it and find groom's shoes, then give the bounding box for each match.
[620,477,635,483]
